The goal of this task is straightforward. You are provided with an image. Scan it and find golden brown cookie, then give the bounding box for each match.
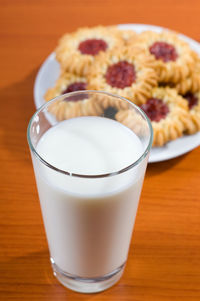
[174,53,200,94]
[138,87,189,146]
[48,95,103,121]
[87,46,158,105]
[55,26,123,76]
[180,91,200,134]
[94,92,147,136]
[44,72,103,120]
[100,100,126,120]
[44,72,88,101]
[129,30,195,84]
[116,109,148,137]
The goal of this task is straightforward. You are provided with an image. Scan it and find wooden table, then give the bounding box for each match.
[1,0,200,300]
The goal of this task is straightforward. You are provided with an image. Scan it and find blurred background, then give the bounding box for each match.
[1,0,200,87]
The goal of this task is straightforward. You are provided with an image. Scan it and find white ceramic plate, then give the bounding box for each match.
[34,24,200,163]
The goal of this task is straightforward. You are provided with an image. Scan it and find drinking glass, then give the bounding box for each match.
[27,91,153,293]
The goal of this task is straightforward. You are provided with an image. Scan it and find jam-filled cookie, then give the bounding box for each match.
[139,87,189,146]
[44,72,88,101]
[55,26,123,76]
[175,53,200,94]
[95,96,145,136]
[87,46,158,105]
[44,72,103,120]
[130,30,195,84]
[115,109,148,137]
[100,101,125,120]
[181,91,200,134]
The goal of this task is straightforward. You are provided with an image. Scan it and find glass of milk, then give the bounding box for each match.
[27,91,153,293]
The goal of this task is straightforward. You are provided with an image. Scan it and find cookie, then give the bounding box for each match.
[44,72,88,101]
[44,72,103,120]
[139,87,189,146]
[55,26,123,76]
[181,91,200,134]
[129,30,195,83]
[174,53,200,94]
[95,93,147,136]
[116,109,148,138]
[87,46,158,105]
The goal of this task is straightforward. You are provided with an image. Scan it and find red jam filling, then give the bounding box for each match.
[105,61,136,89]
[149,42,178,62]
[62,82,87,102]
[63,82,87,93]
[78,39,107,55]
[183,92,198,109]
[140,98,169,122]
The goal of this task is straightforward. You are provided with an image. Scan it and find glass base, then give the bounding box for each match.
[51,258,125,293]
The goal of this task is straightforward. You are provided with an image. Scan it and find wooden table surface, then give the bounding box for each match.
[1,0,200,300]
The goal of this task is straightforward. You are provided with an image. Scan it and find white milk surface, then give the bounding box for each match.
[33,116,147,277]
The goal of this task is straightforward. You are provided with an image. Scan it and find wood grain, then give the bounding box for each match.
[0,0,200,300]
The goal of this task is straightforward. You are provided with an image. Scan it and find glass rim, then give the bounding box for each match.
[27,90,153,179]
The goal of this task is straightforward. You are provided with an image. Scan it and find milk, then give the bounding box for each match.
[32,116,147,278]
